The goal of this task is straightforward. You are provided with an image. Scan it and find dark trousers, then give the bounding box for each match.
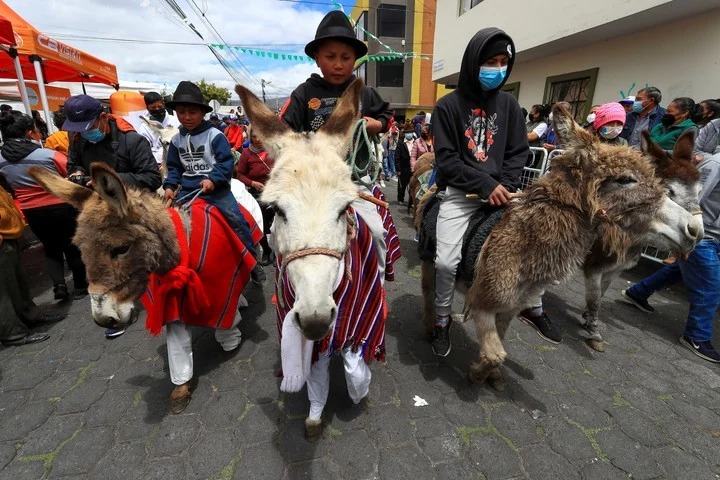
[0,240,41,341]
[24,204,87,289]
[397,167,412,203]
[251,188,275,254]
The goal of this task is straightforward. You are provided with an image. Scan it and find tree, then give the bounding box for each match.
[195,79,231,105]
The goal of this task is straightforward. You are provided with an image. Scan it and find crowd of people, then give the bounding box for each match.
[0,12,718,368]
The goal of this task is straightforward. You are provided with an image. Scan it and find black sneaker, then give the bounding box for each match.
[251,264,267,284]
[621,289,655,313]
[679,336,720,363]
[431,319,452,357]
[518,310,562,344]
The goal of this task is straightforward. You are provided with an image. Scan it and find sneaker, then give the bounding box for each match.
[251,263,267,284]
[380,180,386,188]
[621,289,655,313]
[260,252,272,266]
[431,319,452,357]
[73,288,89,300]
[679,336,720,363]
[53,284,69,301]
[105,327,126,339]
[518,310,562,344]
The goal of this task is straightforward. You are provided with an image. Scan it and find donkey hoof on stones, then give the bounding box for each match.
[487,367,506,392]
[586,338,605,352]
[468,361,491,384]
[170,383,193,414]
[305,418,323,443]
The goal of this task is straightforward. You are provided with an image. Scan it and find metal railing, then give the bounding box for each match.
[520,147,549,189]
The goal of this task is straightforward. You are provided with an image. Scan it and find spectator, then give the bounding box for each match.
[649,97,700,150]
[64,94,161,192]
[582,104,601,132]
[137,91,181,166]
[0,183,66,346]
[0,112,88,301]
[209,113,224,131]
[31,110,49,139]
[693,99,720,163]
[619,96,635,114]
[410,124,433,172]
[413,111,426,137]
[395,125,415,204]
[620,86,666,148]
[593,102,628,146]
[44,108,70,155]
[224,116,245,151]
[0,104,13,142]
[526,104,550,147]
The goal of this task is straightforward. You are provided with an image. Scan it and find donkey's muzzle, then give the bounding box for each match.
[90,293,138,328]
[296,308,337,341]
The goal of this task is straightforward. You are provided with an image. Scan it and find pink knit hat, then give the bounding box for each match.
[593,102,626,130]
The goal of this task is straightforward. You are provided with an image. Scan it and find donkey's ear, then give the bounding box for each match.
[236,84,291,157]
[642,130,671,169]
[671,129,695,162]
[321,78,363,136]
[90,163,130,218]
[552,104,595,152]
[28,166,96,210]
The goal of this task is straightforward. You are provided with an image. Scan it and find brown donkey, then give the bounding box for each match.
[420,105,701,387]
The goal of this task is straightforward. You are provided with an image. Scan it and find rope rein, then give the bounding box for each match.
[346,119,380,189]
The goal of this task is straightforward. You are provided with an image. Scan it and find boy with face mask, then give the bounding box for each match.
[593,102,628,146]
[430,28,530,357]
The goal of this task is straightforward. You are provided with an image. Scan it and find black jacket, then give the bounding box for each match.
[395,139,412,171]
[68,118,161,191]
[434,28,529,197]
[282,74,393,133]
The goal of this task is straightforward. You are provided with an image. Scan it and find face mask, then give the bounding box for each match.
[586,113,596,124]
[420,133,428,140]
[478,66,507,91]
[599,125,623,140]
[661,113,676,128]
[81,128,106,143]
[405,133,414,141]
[148,108,166,121]
[632,100,645,113]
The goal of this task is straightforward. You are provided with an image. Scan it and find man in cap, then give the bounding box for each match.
[64,94,161,192]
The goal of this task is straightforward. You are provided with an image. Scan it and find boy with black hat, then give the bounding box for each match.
[162,80,255,257]
[430,28,531,357]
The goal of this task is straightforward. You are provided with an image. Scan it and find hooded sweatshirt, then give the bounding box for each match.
[0,139,68,210]
[434,28,529,197]
[281,73,393,133]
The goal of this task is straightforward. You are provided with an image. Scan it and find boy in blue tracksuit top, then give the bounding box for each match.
[163,81,255,256]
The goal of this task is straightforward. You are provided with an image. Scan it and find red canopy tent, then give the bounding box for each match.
[0,1,118,123]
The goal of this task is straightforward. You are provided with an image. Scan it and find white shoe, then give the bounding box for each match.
[380,180,386,188]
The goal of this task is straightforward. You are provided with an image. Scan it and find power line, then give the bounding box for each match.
[46,32,307,48]
[276,0,435,14]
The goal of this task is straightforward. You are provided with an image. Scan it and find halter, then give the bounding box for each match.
[276,210,357,309]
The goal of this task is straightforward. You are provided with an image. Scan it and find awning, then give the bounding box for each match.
[0,15,13,45]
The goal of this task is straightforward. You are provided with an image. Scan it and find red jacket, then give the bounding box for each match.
[236,148,274,186]
[224,124,245,150]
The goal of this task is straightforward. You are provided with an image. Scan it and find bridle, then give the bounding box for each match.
[275,210,357,309]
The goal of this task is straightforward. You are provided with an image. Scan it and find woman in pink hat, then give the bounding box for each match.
[593,102,628,146]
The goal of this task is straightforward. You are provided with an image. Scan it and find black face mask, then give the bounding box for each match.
[420,133,428,140]
[149,108,166,121]
[661,113,676,128]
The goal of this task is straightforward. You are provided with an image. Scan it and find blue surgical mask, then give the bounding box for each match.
[478,66,507,91]
[405,133,414,140]
[81,128,106,143]
[632,100,644,113]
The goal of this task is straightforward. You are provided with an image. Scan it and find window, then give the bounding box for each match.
[355,11,367,41]
[376,59,404,88]
[356,62,367,84]
[378,4,405,38]
[502,82,520,100]
[459,0,485,15]
[543,68,599,121]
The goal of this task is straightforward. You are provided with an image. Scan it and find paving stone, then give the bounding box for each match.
[84,388,136,427]
[19,412,83,457]
[278,419,326,463]
[580,459,633,480]
[188,428,241,479]
[594,428,663,479]
[0,443,15,472]
[238,402,284,445]
[656,417,720,464]
[326,429,378,479]
[232,442,285,479]
[52,426,114,477]
[197,389,248,430]
[0,399,55,442]
[149,414,201,458]
[433,459,484,480]
[139,460,187,479]
[246,371,282,404]
[398,385,442,419]
[468,433,522,480]
[652,445,718,480]
[664,395,720,430]
[0,389,30,413]
[378,444,432,480]
[364,364,397,405]
[519,443,579,479]
[418,434,462,462]
[1,363,57,391]
[540,415,599,464]
[89,441,147,480]
[441,395,488,427]
[414,415,457,439]
[492,403,541,448]
[558,394,612,430]
[606,406,669,447]
[284,459,334,480]
[55,379,108,414]
[366,404,414,447]
[0,456,46,480]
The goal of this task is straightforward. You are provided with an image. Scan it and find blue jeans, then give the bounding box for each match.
[387,150,396,177]
[382,155,389,178]
[627,239,720,342]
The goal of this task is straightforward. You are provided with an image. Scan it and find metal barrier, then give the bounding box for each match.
[520,147,549,189]
[640,245,673,264]
[544,148,564,175]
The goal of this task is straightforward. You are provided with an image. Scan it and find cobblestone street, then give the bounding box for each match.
[1,202,719,479]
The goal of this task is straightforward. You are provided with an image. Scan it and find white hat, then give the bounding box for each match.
[619,96,635,104]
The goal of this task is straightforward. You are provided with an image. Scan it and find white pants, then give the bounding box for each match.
[166,311,243,385]
[434,186,485,316]
[306,347,371,421]
[353,183,387,284]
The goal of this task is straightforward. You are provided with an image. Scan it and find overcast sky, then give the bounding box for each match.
[5,0,338,100]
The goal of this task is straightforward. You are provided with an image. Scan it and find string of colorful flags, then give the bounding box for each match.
[208,44,431,63]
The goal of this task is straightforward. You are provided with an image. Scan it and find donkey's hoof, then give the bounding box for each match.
[586,339,605,352]
[487,367,506,391]
[169,383,192,414]
[305,418,323,443]
[468,362,489,384]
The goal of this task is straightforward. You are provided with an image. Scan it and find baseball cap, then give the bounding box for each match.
[209,113,219,120]
[619,96,635,105]
[63,95,104,132]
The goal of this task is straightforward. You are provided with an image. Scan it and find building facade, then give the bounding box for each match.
[351,0,437,121]
[433,0,720,120]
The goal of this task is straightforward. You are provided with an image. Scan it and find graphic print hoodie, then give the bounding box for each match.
[434,28,529,197]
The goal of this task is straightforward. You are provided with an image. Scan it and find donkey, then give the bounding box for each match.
[419,105,701,388]
[236,79,392,441]
[581,130,703,351]
[29,164,256,413]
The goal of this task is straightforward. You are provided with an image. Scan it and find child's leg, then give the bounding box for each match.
[342,347,371,403]
[166,321,193,385]
[201,189,257,257]
[351,191,387,283]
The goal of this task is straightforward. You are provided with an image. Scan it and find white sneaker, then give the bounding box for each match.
[380,180,386,188]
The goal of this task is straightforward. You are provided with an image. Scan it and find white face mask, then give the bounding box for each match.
[600,125,623,140]
[586,113,596,124]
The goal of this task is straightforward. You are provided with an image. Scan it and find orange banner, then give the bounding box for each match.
[17,81,71,111]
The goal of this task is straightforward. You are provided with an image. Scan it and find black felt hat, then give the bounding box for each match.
[165,81,213,113]
[304,10,368,59]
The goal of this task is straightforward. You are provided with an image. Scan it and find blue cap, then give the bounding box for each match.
[63,95,104,132]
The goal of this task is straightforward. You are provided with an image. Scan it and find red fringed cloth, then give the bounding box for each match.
[141,200,257,335]
[275,208,387,363]
[371,185,402,282]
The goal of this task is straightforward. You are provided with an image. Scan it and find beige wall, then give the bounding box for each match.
[510,9,720,109]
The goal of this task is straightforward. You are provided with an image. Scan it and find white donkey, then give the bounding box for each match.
[237,80,388,442]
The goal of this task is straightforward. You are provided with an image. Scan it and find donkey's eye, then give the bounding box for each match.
[615,176,637,185]
[337,207,347,221]
[110,244,131,258]
[667,187,676,198]
[273,205,287,220]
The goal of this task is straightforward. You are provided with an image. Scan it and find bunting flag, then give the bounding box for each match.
[208,44,432,64]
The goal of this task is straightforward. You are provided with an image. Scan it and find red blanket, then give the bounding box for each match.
[141,200,257,335]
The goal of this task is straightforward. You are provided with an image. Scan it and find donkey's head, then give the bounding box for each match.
[549,104,700,259]
[641,129,704,249]
[29,164,179,328]
[236,80,361,341]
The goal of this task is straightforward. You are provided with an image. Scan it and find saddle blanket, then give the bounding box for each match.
[372,185,402,282]
[142,200,257,335]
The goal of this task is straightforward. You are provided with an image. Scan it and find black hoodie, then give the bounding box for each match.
[281,73,392,133]
[434,28,529,197]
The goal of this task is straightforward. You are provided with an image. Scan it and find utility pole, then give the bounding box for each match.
[261,79,271,104]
